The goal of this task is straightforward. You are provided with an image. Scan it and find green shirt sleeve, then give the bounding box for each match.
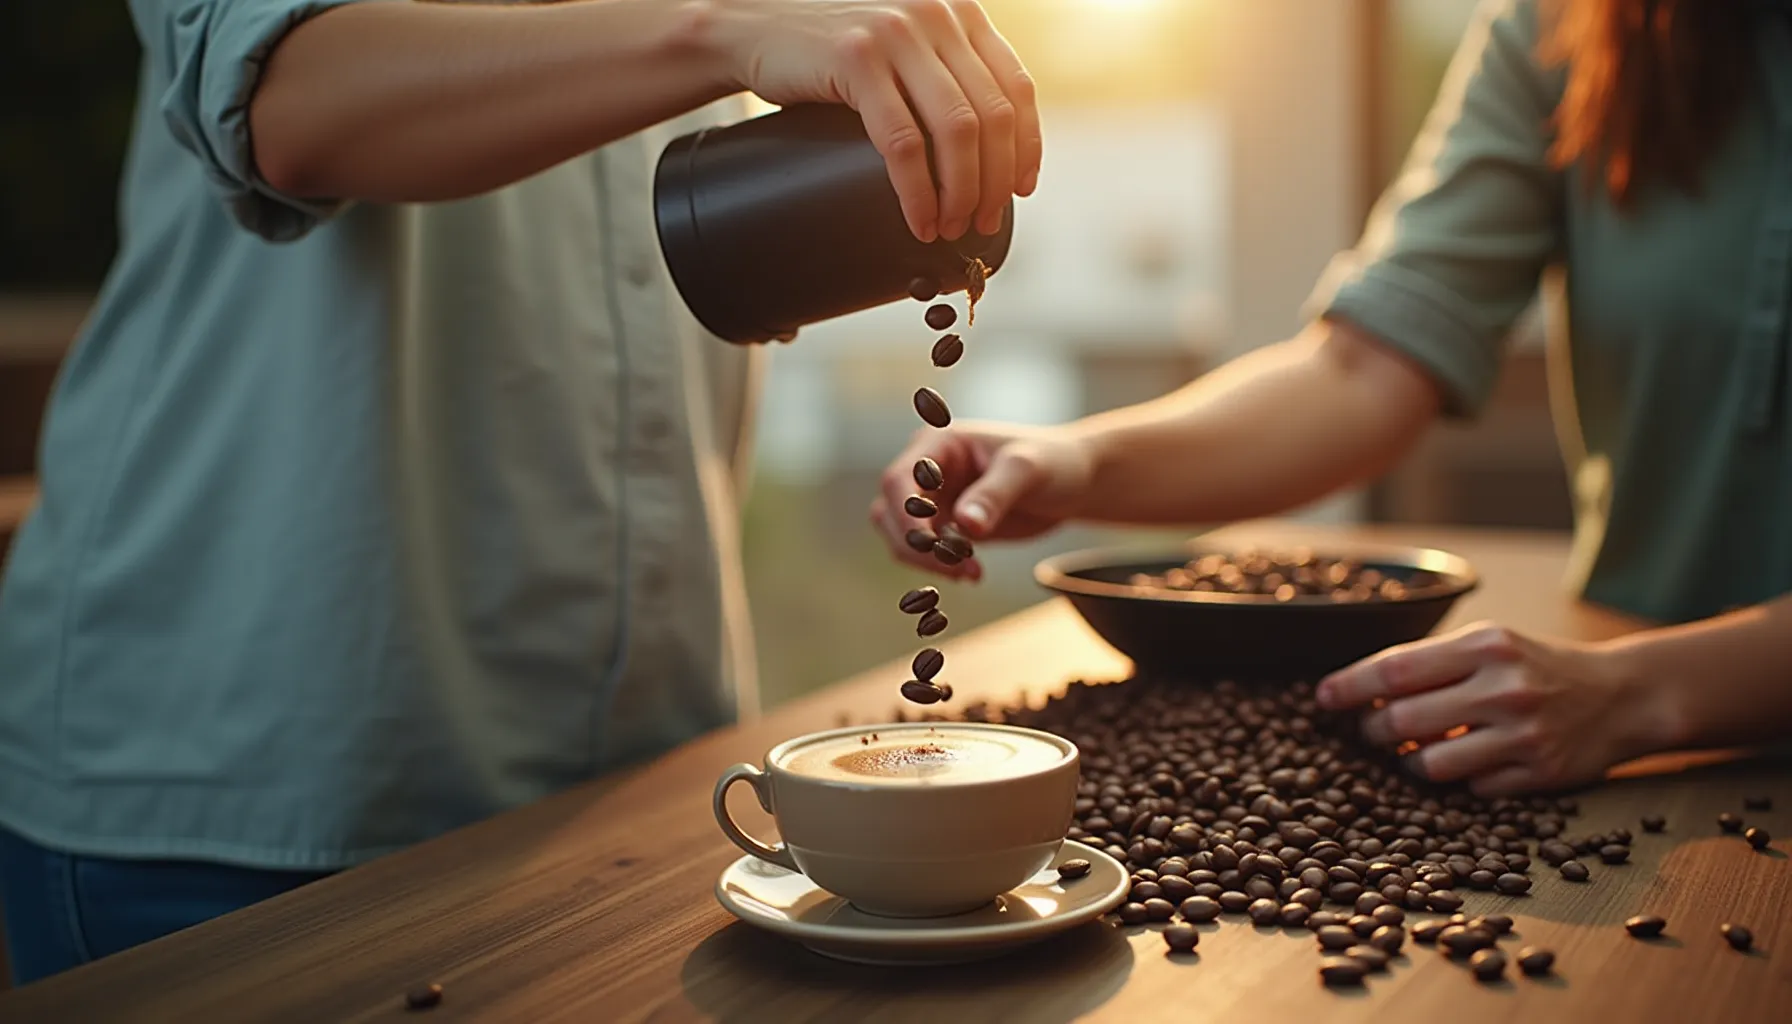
[140,0,365,243]
[1305,0,1564,418]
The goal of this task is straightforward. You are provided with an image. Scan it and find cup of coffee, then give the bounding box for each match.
[713,722,1079,918]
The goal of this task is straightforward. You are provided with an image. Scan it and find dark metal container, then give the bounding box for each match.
[653,104,1014,344]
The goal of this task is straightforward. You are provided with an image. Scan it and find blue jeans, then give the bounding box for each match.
[0,828,331,986]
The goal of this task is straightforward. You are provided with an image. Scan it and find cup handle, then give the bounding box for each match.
[714,763,799,871]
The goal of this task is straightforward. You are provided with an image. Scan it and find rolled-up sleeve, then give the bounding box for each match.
[1305,0,1564,418]
[136,0,365,242]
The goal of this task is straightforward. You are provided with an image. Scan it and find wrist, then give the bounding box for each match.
[1597,634,1693,755]
[663,0,742,94]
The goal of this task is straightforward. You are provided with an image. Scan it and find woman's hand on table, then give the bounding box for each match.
[870,422,1094,582]
[1314,621,1678,796]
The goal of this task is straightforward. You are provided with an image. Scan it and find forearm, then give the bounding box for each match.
[1606,595,1792,751]
[1064,319,1442,524]
[251,0,731,202]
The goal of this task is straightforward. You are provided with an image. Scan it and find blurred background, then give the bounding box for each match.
[0,0,1568,708]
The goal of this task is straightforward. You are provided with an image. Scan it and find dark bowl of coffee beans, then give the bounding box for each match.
[1035,541,1477,677]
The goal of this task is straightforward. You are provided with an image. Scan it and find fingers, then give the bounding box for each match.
[1318,622,1525,711]
[931,22,1014,236]
[868,13,980,241]
[1404,725,1524,785]
[1466,764,1543,798]
[1360,670,1504,746]
[953,0,1041,199]
[842,49,939,242]
[954,442,1044,537]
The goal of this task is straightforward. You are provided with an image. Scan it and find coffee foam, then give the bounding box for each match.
[780,726,1067,786]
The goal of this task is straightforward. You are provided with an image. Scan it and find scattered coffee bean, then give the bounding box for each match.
[1743,796,1772,811]
[904,528,937,553]
[915,609,948,637]
[908,277,940,302]
[1157,875,1197,903]
[899,680,944,705]
[1470,948,1507,982]
[898,587,940,614]
[911,648,944,681]
[1307,911,1345,931]
[1478,914,1514,936]
[1143,897,1177,921]
[1718,813,1744,833]
[1329,882,1365,907]
[924,303,957,331]
[1345,946,1390,973]
[1319,956,1368,987]
[1057,858,1091,881]
[1441,926,1494,958]
[1516,947,1555,975]
[1164,923,1200,952]
[913,387,951,428]
[1625,915,1667,938]
[1219,891,1253,914]
[1428,891,1464,913]
[1641,815,1666,833]
[1280,903,1313,928]
[1745,827,1772,851]
[1598,845,1630,865]
[1371,904,1405,928]
[1317,925,1356,951]
[912,457,945,491]
[1355,892,1387,915]
[1117,902,1148,925]
[1411,920,1448,945]
[1560,860,1589,882]
[1130,880,1163,902]
[1370,925,1405,954]
[904,495,938,519]
[1249,898,1281,926]
[1720,923,1753,952]
[1348,915,1379,939]
[1496,872,1533,894]
[930,334,965,368]
[1469,869,1497,890]
[405,984,443,1011]
[1180,896,1222,923]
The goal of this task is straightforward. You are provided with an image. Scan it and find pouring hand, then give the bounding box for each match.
[703,0,1041,242]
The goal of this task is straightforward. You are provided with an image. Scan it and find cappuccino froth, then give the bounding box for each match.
[781,725,1068,786]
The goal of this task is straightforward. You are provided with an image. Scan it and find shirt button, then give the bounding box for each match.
[627,261,653,287]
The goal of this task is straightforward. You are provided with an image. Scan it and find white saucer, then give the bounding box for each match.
[713,839,1128,967]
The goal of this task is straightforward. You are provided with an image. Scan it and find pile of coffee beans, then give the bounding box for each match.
[894,260,991,706]
[872,674,1778,990]
[1126,550,1448,603]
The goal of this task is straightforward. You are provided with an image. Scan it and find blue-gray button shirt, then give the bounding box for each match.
[0,0,763,869]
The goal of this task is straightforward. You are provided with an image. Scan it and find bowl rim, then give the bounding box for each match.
[1033,538,1480,608]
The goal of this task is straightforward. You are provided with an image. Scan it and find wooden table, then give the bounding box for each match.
[2,522,1788,1023]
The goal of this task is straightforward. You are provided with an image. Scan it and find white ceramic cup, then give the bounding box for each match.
[713,722,1079,918]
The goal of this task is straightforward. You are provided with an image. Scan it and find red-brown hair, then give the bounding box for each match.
[1540,0,1754,208]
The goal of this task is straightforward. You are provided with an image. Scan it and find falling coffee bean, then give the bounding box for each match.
[1559,860,1590,882]
[1625,915,1667,938]
[1179,896,1221,923]
[912,648,945,681]
[914,387,952,428]
[1743,796,1772,811]
[404,984,443,1011]
[904,495,939,518]
[1470,948,1507,982]
[1164,923,1200,952]
[899,680,943,705]
[931,334,965,368]
[924,303,957,331]
[1517,947,1555,975]
[934,534,974,566]
[1057,858,1091,881]
[913,457,945,491]
[1746,826,1772,850]
[1720,923,1753,951]
[916,609,948,637]
[898,587,940,614]
[1641,814,1666,833]
[935,682,953,701]
[904,528,937,553]
[908,277,940,302]
[1318,957,1367,987]
[1718,812,1744,833]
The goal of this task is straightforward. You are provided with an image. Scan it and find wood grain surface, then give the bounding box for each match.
[1,522,1786,1024]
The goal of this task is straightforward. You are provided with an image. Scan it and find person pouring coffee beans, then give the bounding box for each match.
[871,0,1792,795]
